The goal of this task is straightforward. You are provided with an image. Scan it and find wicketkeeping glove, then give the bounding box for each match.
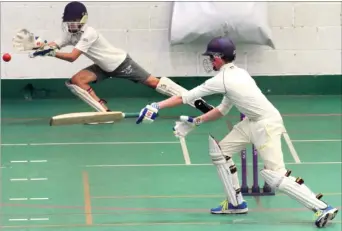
[173,116,202,137]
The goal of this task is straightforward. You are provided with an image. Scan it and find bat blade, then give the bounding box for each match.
[49,111,126,126]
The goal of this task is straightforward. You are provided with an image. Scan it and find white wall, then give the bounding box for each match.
[1,1,341,79]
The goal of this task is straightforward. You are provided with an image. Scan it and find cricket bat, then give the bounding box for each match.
[49,111,139,126]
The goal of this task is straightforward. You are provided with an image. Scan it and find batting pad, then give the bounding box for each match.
[156,77,201,108]
[209,135,239,206]
[65,82,106,112]
[50,111,139,126]
[260,169,327,211]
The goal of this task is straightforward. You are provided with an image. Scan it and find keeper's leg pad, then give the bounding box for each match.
[65,81,107,112]
[156,77,213,113]
[209,135,244,207]
[260,169,328,212]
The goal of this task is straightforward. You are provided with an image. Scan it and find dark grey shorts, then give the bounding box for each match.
[84,54,151,84]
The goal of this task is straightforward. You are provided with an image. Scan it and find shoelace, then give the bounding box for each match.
[219,199,229,211]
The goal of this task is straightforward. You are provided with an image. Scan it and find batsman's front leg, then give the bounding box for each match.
[66,69,113,125]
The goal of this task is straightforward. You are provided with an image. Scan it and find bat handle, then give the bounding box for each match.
[124,112,140,118]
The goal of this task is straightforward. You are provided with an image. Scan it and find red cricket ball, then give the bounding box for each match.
[2,53,11,62]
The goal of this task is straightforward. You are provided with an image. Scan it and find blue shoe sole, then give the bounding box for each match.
[315,209,338,228]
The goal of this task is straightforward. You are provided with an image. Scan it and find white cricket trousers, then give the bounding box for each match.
[219,115,287,172]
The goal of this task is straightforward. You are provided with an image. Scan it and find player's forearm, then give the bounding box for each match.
[158,96,183,109]
[196,108,224,123]
[55,52,76,62]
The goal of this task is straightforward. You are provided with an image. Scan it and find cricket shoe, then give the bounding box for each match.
[210,199,248,214]
[314,205,338,228]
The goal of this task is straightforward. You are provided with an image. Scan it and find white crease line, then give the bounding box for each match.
[29,218,49,221]
[1,139,340,147]
[292,139,342,142]
[179,137,191,165]
[10,178,48,181]
[30,160,47,163]
[10,160,47,163]
[10,178,28,181]
[30,178,48,181]
[1,141,180,146]
[282,131,301,163]
[85,161,342,168]
[9,219,28,221]
[10,198,49,201]
[9,218,49,221]
[9,198,28,201]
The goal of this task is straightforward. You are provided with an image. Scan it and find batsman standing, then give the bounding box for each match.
[31,1,212,122]
[136,36,338,228]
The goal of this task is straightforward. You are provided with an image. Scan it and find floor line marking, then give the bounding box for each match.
[85,161,342,168]
[179,137,191,165]
[82,171,93,225]
[29,218,49,221]
[8,218,49,221]
[29,160,48,163]
[91,192,342,199]
[10,178,28,181]
[1,141,180,146]
[10,160,47,163]
[0,219,341,229]
[30,178,48,181]
[1,218,341,229]
[282,131,301,163]
[1,139,341,147]
[292,139,342,142]
[9,198,49,201]
[1,203,340,214]
[8,219,28,221]
[10,178,48,181]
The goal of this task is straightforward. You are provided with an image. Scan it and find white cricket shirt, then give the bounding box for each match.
[182,63,281,121]
[54,24,127,72]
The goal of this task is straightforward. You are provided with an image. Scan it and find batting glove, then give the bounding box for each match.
[136,103,159,124]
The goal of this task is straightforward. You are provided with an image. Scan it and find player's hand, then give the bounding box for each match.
[173,116,202,137]
[136,103,159,124]
[30,47,57,58]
